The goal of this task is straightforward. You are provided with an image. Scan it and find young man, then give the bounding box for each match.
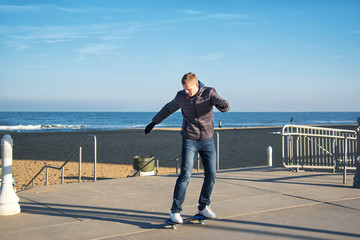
[145,72,230,223]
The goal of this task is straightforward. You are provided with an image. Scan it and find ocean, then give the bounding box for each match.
[0,112,359,133]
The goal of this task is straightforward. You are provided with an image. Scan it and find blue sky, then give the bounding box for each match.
[0,0,359,112]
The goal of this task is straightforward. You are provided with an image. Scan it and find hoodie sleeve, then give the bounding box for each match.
[210,89,230,113]
[152,95,181,124]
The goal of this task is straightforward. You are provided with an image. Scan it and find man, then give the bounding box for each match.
[145,72,230,223]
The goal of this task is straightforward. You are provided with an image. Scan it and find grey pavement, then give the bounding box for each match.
[1,166,360,240]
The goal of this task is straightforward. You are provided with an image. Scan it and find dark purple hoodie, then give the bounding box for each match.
[152,81,230,140]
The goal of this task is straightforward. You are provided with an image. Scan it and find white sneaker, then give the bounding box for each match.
[198,205,216,218]
[170,212,183,224]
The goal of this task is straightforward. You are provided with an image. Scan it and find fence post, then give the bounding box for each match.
[93,135,97,182]
[216,132,220,171]
[344,136,348,184]
[46,167,49,186]
[353,117,360,188]
[0,134,21,216]
[79,146,82,182]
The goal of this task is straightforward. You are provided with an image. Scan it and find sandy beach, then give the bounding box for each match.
[1,125,356,189]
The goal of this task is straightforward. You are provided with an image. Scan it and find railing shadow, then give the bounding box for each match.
[19,199,167,229]
[19,199,360,239]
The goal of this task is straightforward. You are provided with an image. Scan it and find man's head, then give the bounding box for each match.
[181,72,199,97]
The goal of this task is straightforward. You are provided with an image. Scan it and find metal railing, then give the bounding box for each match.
[154,155,181,175]
[282,125,358,183]
[23,134,97,189]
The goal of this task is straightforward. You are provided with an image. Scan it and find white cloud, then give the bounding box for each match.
[208,13,250,20]
[179,9,205,15]
[0,5,39,11]
[198,52,226,61]
[2,40,29,50]
[180,9,250,20]
[0,4,133,13]
[0,4,88,13]
[170,9,252,23]
[77,43,124,61]
[0,22,142,51]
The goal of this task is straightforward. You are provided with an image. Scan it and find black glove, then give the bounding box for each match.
[145,121,156,135]
[216,99,228,109]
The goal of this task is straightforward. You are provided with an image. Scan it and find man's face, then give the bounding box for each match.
[182,82,199,97]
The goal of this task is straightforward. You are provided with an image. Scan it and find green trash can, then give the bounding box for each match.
[133,155,155,176]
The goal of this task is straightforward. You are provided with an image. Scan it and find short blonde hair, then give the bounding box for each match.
[181,72,198,85]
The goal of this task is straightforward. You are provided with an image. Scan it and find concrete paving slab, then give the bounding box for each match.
[115,199,360,240]
[0,167,359,240]
[0,197,79,234]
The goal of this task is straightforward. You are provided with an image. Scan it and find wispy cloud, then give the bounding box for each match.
[77,43,124,62]
[198,52,226,61]
[208,13,250,20]
[0,22,141,49]
[170,9,252,23]
[180,9,250,19]
[2,40,29,50]
[0,5,39,11]
[0,25,85,44]
[0,4,88,13]
[179,9,205,15]
[0,4,132,13]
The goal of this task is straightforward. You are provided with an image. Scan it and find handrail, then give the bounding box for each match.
[154,155,182,175]
[281,125,358,184]
[23,134,97,189]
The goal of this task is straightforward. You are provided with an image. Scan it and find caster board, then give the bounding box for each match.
[165,214,209,229]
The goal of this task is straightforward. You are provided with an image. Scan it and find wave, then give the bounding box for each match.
[0,124,89,131]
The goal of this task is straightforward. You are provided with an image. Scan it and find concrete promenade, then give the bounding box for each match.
[1,167,360,240]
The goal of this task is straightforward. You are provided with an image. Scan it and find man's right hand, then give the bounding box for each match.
[216,99,228,109]
[145,122,156,135]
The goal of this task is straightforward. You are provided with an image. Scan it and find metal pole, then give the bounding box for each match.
[216,132,220,171]
[353,117,360,188]
[46,167,49,186]
[281,130,285,166]
[344,136,348,184]
[296,136,300,172]
[156,159,159,175]
[176,158,179,174]
[93,135,97,182]
[61,167,64,184]
[79,146,82,182]
[332,139,336,173]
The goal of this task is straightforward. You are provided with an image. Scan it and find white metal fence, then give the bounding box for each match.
[281,125,358,183]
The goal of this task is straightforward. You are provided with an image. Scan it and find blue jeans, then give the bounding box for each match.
[171,137,217,213]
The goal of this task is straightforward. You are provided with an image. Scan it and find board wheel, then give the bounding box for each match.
[201,220,205,224]
[172,224,178,229]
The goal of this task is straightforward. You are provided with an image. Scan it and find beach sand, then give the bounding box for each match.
[11,160,178,189]
[1,125,356,189]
